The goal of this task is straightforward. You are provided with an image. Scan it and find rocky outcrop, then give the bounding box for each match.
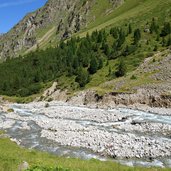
[67,87,171,109]
[0,0,124,60]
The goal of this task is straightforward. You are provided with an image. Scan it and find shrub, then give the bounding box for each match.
[47,98,53,102]
[7,108,14,113]
[130,75,137,80]
[115,59,127,77]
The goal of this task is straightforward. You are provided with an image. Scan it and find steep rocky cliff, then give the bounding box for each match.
[0,0,123,60]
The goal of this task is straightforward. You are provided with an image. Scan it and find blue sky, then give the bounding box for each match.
[0,0,47,33]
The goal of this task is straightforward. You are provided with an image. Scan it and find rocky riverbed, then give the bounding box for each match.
[0,101,171,167]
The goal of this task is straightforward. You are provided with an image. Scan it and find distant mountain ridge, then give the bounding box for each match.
[0,0,123,60]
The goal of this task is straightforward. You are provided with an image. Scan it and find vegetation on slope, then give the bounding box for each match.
[0,17,171,97]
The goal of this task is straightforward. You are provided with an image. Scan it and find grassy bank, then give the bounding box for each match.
[0,132,170,171]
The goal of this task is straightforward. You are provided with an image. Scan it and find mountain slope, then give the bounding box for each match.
[0,0,123,60]
[0,0,171,106]
[1,0,170,60]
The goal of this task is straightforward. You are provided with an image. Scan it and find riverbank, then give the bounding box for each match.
[1,131,171,171]
[0,101,171,168]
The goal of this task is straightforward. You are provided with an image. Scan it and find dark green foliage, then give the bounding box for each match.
[153,45,158,51]
[75,67,89,87]
[0,20,169,97]
[115,58,127,77]
[156,34,160,41]
[160,22,171,37]
[128,23,132,34]
[110,27,119,39]
[98,57,103,69]
[130,75,137,80]
[123,45,137,56]
[91,30,98,42]
[89,56,98,74]
[133,28,141,45]
[162,37,166,47]
[108,66,112,76]
[167,36,171,46]
[150,18,159,34]
[102,43,110,56]
[116,29,126,49]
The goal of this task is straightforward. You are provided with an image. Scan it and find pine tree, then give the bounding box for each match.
[110,27,119,39]
[133,28,141,45]
[75,67,89,87]
[162,37,166,47]
[115,58,126,77]
[128,23,132,34]
[97,31,103,43]
[13,77,20,89]
[91,30,98,42]
[103,43,110,56]
[153,45,158,51]
[108,66,112,76]
[117,29,126,48]
[88,56,98,74]
[160,22,171,37]
[98,57,103,70]
[150,18,159,34]
[156,34,160,41]
[123,45,129,56]
[73,56,79,70]
[2,81,8,91]
[167,36,171,46]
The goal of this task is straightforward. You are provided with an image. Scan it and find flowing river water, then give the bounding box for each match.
[0,101,171,168]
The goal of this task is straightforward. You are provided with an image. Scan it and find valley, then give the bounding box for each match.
[0,0,171,170]
[1,101,171,169]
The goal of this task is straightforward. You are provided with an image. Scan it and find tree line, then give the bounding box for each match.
[0,18,170,97]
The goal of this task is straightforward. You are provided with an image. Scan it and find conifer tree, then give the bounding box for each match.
[75,67,89,87]
[150,18,159,34]
[134,28,141,45]
[167,36,171,46]
[115,58,126,77]
[128,23,132,34]
[98,57,103,70]
[88,56,98,74]
[160,22,171,37]
[103,43,110,56]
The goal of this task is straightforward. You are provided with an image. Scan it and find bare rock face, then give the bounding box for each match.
[38,82,68,102]
[67,86,171,109]
[0,0,124,60]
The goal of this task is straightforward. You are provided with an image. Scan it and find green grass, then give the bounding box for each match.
[87,0,112,23]
[15,0,171,58]
[77,0,171,37]
[36,25,55,39]
[0,135,171,171]
[1,0,171,100]
[2,94,39,103]
[72,0,171,94]
[23,0,171,50]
